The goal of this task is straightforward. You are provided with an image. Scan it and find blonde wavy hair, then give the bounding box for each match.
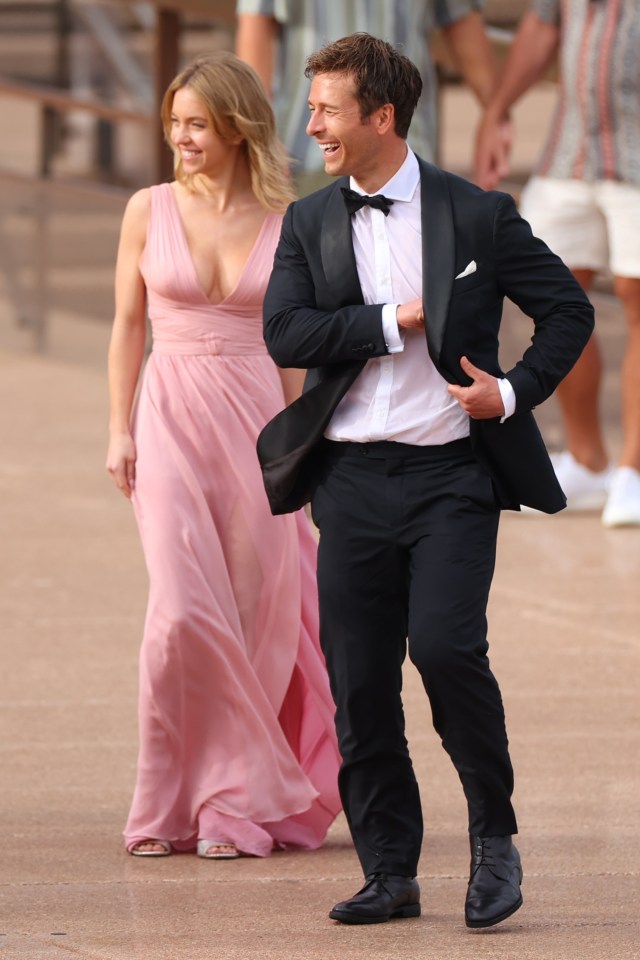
[161,52,296,211]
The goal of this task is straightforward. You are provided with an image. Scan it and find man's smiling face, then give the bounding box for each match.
[306,72,382,182]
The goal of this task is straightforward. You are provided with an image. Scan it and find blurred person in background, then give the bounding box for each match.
[235,0,509,193]
[475,0,640,527]
[106,52,340,860]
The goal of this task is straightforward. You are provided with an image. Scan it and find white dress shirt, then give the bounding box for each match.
[325,150,514,444]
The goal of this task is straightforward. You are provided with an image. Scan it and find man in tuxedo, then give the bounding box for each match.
[258,33,594,928]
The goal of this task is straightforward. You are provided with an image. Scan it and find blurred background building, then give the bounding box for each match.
[0,0,541,360]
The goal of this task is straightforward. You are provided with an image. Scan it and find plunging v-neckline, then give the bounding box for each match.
[164,183,272,307]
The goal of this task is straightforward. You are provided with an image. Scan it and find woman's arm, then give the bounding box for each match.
[106,189,150,499]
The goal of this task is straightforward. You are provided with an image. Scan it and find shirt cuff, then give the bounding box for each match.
[498,377,516,422]
[382,304,404,353]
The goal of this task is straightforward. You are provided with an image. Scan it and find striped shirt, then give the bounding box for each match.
[235,0,483,172]
[533,0,640,184]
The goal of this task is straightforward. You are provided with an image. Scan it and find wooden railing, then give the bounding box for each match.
[0,170,129,352]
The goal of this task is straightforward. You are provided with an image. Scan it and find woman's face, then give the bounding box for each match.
[169,86,236,177]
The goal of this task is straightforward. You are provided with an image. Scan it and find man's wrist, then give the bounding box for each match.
[498,377,516,421]
[382,303,404,352]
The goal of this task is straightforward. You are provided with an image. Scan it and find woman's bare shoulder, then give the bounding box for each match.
[119,187,155,245]
[124,186,153,218]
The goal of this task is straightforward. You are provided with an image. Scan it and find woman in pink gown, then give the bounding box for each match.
[106,53,341,859]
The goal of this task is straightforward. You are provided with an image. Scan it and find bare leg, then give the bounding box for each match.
[613,276,640,471]
[554,269,610,472]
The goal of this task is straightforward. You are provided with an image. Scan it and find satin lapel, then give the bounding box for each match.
[419,159,455,368]
[320,179,365,307]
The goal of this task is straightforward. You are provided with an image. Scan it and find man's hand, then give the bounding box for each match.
[397,297,424,330]
[447,356,505,419]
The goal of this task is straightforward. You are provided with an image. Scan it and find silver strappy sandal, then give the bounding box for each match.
[129,839,172,857]
[196,839,239,860]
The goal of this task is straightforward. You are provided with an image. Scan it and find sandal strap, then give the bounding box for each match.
[129,839,172,856]
[196,839,238,858]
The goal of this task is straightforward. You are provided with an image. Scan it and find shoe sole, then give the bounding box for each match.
[130,849,171,857]
[329,903,421,924]
[198,852,240,859]
[465,894,523,929]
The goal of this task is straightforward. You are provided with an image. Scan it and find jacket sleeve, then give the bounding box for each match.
[263,203,390,368]
[493,193,595,412]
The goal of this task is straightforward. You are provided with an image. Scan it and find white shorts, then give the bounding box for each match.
[519,177,640,278]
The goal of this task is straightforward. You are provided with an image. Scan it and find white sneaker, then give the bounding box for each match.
[601,466,640,527]
[550,451,614,511]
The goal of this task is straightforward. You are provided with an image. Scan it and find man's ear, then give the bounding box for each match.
[375,103,395,135]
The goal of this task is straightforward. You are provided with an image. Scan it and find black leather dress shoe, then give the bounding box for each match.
[465,835,523,928]
[329,874,421,924]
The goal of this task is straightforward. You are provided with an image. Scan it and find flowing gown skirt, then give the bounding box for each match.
[125,351,341,856]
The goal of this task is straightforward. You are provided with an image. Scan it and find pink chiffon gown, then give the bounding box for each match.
[124,183,341,856]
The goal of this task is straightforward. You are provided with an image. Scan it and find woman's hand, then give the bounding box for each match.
[106,432,137,499]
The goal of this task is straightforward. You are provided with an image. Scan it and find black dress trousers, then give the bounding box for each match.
[311,438,518,878]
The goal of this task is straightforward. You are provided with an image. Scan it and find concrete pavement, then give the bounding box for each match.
[1,280,639,958]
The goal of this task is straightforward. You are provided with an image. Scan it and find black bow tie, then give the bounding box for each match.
[341,187,394,217]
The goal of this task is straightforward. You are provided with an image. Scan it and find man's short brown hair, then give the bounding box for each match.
[305,32,423,140]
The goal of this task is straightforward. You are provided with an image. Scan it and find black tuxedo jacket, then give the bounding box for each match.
[258,158,594,515]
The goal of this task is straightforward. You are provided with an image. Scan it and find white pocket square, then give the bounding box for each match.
[455,260,477,280]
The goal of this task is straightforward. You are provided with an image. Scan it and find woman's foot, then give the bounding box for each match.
[197,839,239,860]
[129,839,172,857]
